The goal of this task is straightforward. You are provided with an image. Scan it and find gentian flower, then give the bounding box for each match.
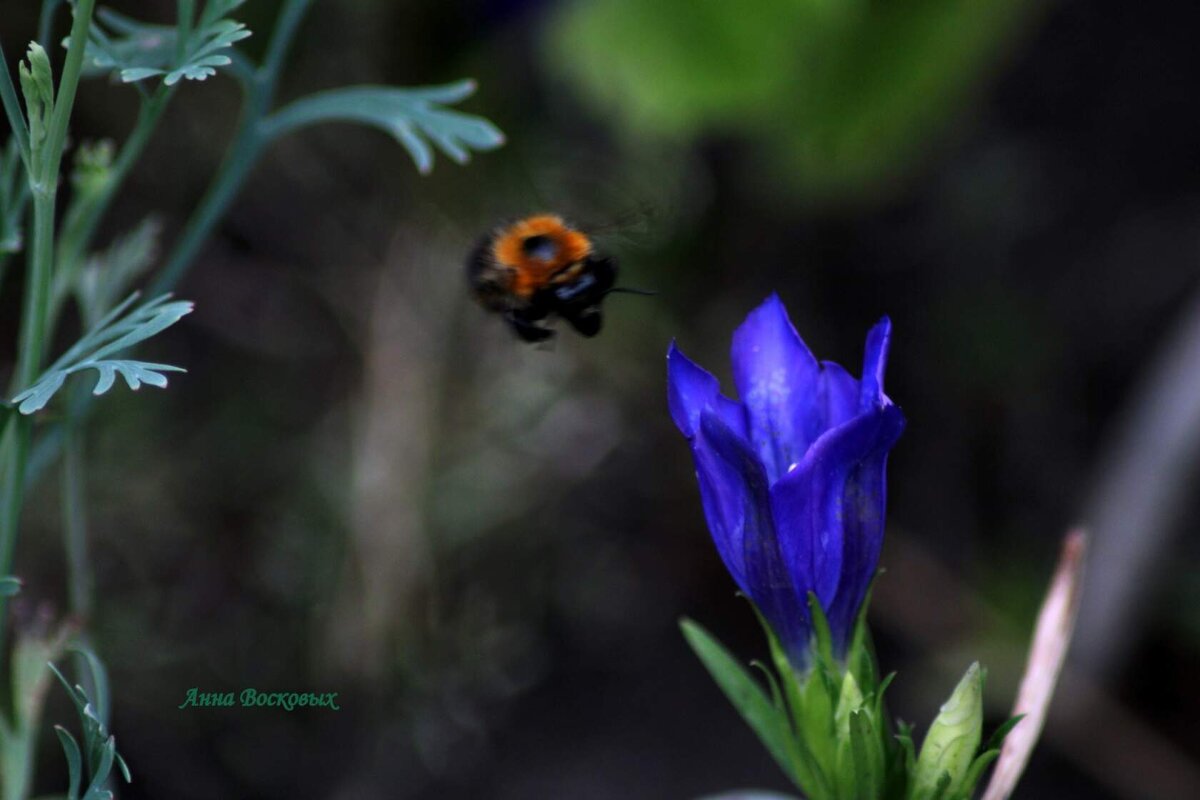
[668,294,905,665]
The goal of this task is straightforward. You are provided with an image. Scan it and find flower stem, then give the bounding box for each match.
[150,0,312,295]
[0,0,97,651]
[147,121,263,296]
[25,0,313,492]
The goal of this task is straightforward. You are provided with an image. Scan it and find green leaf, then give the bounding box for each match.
[547,0,1039,199]
[981,713,1025,754]
[0,576,21,596]
[681,618,801,786]
[75,1,250,86]
[848,710,882,800]
[263,80,506,174]
[68,645,113,727]
[81,737,114,799]
[807,592,835,668]
[54,727,82,800]
[12,293,191,414]
[742,597,833,797]
[49,657,132,799]
[958,748,1000,800]
[797,658,838,785]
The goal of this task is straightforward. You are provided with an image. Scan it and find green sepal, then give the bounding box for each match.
[739,594,835,796]
[893,718,917,793]
[749,660,785,711]
[848,710,883,800]
[795,660,844,800]
[680,618,802,786]
[743,597,833,798]
[847,572,882,692]
[806,591,836,667]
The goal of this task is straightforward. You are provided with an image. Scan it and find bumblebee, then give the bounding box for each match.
[467,214,640,342]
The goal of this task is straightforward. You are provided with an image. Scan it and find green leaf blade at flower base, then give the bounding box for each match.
[741,599,834,796]
[680,618,802,788]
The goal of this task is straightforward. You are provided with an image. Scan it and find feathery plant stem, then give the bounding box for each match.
[151,0,313,295]
[0,0,99,652]
[24,0,317,488]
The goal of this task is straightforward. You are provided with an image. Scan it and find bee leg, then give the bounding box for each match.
[505,311,555,342]
[563,306,603,337]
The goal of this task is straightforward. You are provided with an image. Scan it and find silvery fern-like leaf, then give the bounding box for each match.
[50,655,131,800]
[264,80,506,174]
[74,1,250,86]
[12,293,192,415]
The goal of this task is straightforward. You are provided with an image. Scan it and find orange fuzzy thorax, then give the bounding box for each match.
[492,215,593,299]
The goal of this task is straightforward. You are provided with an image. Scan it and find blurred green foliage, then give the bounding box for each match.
[547,0,1037,198]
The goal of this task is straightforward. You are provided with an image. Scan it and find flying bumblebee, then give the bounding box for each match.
[466,214,649,342]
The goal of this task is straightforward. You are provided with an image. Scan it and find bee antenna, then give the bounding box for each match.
[605,286,658,298]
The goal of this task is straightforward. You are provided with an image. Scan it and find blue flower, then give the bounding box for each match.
[668,295,905,664]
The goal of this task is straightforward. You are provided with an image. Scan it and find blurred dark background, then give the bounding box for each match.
[4,0,1200,797]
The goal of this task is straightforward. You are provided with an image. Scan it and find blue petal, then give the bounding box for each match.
[694,409,809,659]
[730,295,822,482]
[859,316,892,412]
[819,360,859,431]
[668,342,747,440]
[769,403,906,656]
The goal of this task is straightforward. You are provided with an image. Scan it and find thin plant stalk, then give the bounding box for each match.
[25,0,315,493]
[0,0,99,651]
[151,0,314,295]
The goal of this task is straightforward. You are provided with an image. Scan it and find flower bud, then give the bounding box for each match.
[71,140,115,199]
[914,662,984,799]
